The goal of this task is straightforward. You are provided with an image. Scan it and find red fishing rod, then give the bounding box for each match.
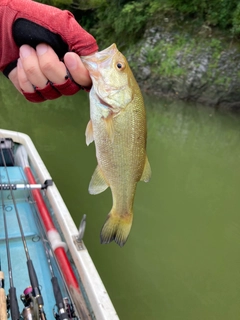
[30,197,71,320]
[16,145,90,320]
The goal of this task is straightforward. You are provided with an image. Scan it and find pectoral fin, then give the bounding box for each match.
[103,114,114,142]
[85,120,94,146]
[89,165,109,194]
[140,156,151,182]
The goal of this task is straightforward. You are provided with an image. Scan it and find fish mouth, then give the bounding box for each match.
[81,43,118,75]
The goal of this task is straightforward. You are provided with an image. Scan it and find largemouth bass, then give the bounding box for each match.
[82,44,151,247]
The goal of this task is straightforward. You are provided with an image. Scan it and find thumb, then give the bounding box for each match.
[64,52,92,88]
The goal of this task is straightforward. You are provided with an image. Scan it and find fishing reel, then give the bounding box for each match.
[20,286,40,320]
[53,297,78,320]
[20,287,79,320]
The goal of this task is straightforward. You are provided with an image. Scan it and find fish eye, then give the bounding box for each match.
[116,62,125,70]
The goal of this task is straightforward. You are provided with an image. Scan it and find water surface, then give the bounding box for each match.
[1,74,240,319]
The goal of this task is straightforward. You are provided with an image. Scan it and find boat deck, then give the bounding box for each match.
[0,167,69,318]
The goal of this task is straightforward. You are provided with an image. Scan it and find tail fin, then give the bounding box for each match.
[100,211,133,247]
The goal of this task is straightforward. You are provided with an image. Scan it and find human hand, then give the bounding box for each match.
[1,0,98,102]
[8,44,93,102]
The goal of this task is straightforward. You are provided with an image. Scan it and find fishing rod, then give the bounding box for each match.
[18,156,76,320]
[16,145,91,320]
[0,146,46,320]
[41,239,70,320]
[16,146,79,320]
[2,139,90,319]
[0,260,7,320]
[0,175,20,320]
[2,141,72,320]
[29,204,71,320]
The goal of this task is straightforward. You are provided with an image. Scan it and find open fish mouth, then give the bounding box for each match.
[81,43,118,75]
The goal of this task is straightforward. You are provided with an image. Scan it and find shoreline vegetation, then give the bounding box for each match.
[39,0,240,110]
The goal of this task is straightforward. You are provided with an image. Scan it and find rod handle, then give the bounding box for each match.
[0,287,7,320]
[0,271,7,320]
[27,260,44,307]
[51,277,69,320]
[9,287,20,320]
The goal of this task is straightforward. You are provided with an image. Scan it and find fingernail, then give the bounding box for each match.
[36,44,48,56]
[20,45,32,58]
[65,53,77,70]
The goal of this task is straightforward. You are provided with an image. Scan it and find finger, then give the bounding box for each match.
[64,52,92,88]
[8,67,22,94]
[20,45,48,88]
[17,59,35,93]
[8,61,45,102]
[36,44,67,84]
[18,55,61,102]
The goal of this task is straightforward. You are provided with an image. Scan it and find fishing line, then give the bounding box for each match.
[0,141,46,320]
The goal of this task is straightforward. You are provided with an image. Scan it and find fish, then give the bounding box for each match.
[82,43,151,247]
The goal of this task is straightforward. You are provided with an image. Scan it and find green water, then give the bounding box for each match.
[1,74,240,319]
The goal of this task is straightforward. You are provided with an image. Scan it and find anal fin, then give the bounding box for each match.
[140,156,151,182]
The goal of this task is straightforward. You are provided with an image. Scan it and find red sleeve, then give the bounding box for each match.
[0,0,98,72]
